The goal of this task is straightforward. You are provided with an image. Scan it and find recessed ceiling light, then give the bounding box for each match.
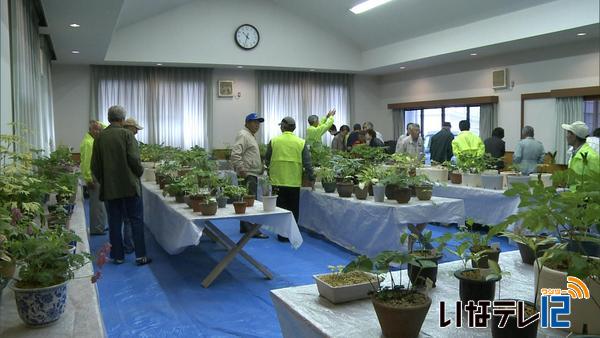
[69,23,80,28]
[236,65,244,68]
[71,50,80,54]
[350,0,392,14]
[577,32,587,36]
[156,63,162,66]
[470,53,478,56]
[400,66,406,70]
[309,69,315,72]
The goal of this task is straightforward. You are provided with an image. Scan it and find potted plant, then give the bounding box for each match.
[155,160,179,188]
[259,176,278,212]
[198,197,218,216]
[226,186,248,214]
[503,232,557,265]
[400,231,452,288]
[162,176,192,203]
[381,170,411,204]
[333,155,361,197]
[345,251,435,338]
[317,166,337,193]
[187,186,210,212]
[410,175,433,201]
[480,154,505,190]
[442,161,462,184]
[313,262,380,304]
[454,220,504,269]
[456,153,487,187]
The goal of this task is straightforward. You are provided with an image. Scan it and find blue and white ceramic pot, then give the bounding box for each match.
[11,280,68,327]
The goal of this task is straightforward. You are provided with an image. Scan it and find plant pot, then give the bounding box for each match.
[177,167,192,177]
[385,184,400,200]
[373,184,385,203]
[408,252,443,287]
[368,184,374,196]
[409,185,417,197]
[462,173,482,187]
[450,171,462,184]
[371,289,432,338]
[454,269,501,304]
[562,232,600,257]
[354,185,369,200]
[336,182,354,198]
[216,196,228,208]
[313,272,378,304]
[416,167,448,183]
[175,194,185,203]
[262,195,278,212]
[243,195,255,207]
[395,187,411,204]
[198,201,218,216]
[233,201,247,214]
[481,174,504,190]
[490,299,539,338]
[507,175,531,188]
[188,197,206,212]
[470,246,501,268]
[142,168,156,182]
[322,181,337,193]
[11,280,69,327]
[415,186,432,201]
[517,236,556,265]
[0,259,16,280]
[534,260,600,334]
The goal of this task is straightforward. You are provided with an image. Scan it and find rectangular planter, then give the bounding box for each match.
[313,272,378,304]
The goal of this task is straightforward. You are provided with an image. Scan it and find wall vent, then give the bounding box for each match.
[492,69,507,89]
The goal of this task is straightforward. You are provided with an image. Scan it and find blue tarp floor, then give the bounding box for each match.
[86,202,516,338]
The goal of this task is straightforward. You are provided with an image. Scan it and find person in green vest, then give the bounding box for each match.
[562,121,599,189]
[266,117,315,242]
[452,120,484,162]
[80,120,107,235]
[305,108,336,147]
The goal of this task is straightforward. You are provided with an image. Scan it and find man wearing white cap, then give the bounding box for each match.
[124,117,143,136]
[562,121,599,188]
[122,117,143,253]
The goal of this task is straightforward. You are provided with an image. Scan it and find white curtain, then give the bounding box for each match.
[90,66,212,149]
[10,0,55,153]
[257,71,352,145]
[555,97,584,164]
[392,109,405,141]
[479,103,498,140]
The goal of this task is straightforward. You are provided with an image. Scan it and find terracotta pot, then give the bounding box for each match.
[322,181,337,193]
[371,290,431,338]
[336,182,354,198]
[188,196,207,212]
[415,186,432,201]
[233,201,247,214]
[490,299,539,338]
[0,259,16,280]
[395,187,411,204]
[198,201,218,216]
[450,172,462,184]
[454,269,501,304]
[470,246,501,268]
[243,195,255,207]
[354,185,369,200]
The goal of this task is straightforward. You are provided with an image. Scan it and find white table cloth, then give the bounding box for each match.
[271,251,566,338]
[142,181,302,255]
[432,183,520,226]
[299,188,465,256]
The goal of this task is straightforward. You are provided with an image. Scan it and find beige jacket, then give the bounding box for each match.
[230,127,263,177]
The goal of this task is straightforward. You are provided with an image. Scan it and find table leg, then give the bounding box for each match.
[201,222,273,288]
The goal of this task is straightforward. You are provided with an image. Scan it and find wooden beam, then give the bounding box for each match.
[521,92,552,100]
[550,86,600,98]
[387,96,499,110]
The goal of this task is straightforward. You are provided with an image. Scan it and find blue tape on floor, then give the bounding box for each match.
[85,200,516,337]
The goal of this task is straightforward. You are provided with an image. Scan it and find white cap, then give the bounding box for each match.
[561,121,589,139]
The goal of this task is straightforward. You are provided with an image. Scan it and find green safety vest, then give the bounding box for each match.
[452,131,485,162]
[306,116,334,147]
[568,142,600,190]
[270,132,305,187]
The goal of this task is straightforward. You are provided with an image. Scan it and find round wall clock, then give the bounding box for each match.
[235,24,260,50]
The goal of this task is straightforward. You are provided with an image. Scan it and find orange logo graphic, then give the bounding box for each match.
[562,276,590,300]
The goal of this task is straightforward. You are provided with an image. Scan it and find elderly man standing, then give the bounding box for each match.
[80,120,107,235]
[91,106,151,265]
[513,126,545,175]
[230,113,268,239]
[396,123,423,158]
[306,109,336,147]
[121,117,144,254]
[266,117,315,242]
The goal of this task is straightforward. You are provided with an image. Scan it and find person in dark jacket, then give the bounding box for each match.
[429,122,454,164]
[484,127,506,169]
[91,105,151,266]
[365,129,384,147]
[346,123,362,150]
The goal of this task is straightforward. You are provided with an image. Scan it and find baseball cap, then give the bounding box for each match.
[279,117,296,126]
[561,121,589,139]
[123,118,143,130]
[245,113,264,123]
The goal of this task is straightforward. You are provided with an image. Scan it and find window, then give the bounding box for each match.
[584,99,600,132]
[403,105,480,138]
[422,108,442,136]
[445,107,467,135]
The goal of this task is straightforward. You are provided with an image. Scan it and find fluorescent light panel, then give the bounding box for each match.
[350,0,392,14]
[69,23,80,28]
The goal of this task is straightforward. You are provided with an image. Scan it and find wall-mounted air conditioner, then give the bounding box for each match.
[492,68,508,89]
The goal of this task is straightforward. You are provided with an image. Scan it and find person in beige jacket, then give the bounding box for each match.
[230,113,268,239]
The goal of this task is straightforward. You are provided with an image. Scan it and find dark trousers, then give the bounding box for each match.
[240,175,259,231]
[105,196,147,260]
[274,186,300,222]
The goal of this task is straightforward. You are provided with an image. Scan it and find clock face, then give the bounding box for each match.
[235,24,259,50]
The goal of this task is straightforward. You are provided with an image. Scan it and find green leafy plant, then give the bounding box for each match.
[357,165,388,188]
[317,166,336,183]
[310,144,333,168]
[350,144,389,164]
[224,185,248,201]
[380,169,410,188]
[332,155,362,181]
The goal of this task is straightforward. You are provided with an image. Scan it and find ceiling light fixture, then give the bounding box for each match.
[577,32,587,36]
[470,53,478,56]
[400,66,406,70]
[69,23,80,28]
[156,63,162,66]
[350,0,392,14]
[236,65,244,68]
[71,50,80,54]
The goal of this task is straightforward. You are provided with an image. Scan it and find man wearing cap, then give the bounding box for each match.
[230,113,269,239]
[562,121,599,189]
[266,117,315,242]
[429,122,454,163]
[80,120,107,235]
[124,117,143,136]
[306,109,336,147]
[122,117,144,253]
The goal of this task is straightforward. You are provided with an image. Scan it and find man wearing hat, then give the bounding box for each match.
[306,109,336,147]
[562,121,599,189]
[230,113,269,239]
[266,117,315,242]
[121,117,144,253]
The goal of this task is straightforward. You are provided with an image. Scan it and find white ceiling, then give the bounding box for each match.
[270,0,558,50]
[116,0,196,28]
